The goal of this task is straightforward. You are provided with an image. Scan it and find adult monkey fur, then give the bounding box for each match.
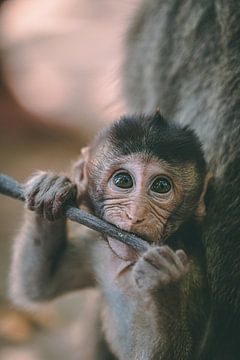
[10,113,210,360]
[123,0,240,359]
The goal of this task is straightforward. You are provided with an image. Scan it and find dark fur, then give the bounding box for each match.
[123,1,240,358]
[101,113,206,168]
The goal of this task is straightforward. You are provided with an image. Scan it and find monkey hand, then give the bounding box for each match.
[24,171,77,221]
[132,246,188,293]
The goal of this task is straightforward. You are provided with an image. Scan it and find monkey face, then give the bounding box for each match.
[73,114,209,261]
[88,154,204,260]
[103,157,174,240]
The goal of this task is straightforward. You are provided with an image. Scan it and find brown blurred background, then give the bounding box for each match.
[0,1,139,358]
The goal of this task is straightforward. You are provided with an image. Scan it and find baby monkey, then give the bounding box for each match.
[10,112,211,360]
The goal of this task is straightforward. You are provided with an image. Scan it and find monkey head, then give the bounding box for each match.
[73,113,210,259]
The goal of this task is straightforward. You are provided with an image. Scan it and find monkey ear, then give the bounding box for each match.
[72,146,90,202]
[194,171,213,222]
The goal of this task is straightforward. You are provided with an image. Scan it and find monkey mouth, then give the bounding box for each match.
[102,217,162,260]
[126,229,162,246]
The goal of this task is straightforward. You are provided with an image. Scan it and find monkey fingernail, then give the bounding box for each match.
[176,250,188,266]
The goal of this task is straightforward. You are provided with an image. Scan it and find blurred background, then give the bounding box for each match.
[0,1,139,358]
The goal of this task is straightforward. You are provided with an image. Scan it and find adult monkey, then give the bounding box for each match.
[123,1,240,359]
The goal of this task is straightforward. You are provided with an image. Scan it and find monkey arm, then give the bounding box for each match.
[9,211,96,308]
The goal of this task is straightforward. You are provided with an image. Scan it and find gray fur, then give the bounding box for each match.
[123,1,240,358]
[123,0,240,177]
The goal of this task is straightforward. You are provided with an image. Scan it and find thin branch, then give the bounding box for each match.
[0,173,149,253]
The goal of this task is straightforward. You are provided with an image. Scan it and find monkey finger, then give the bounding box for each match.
[37,187,57,221]
[133,258,171,289]
[155,245,185,279]
[34,200,45,218]
[59,182,77,202]
[25,183,42,209]
[55,185,78,211]
[157,246,187,274]
[157,246,181,266]
[143,248,172,274]
[176,250,188,267]
[24,171,48,199]
[26,177,54,212]
[37,174,58,200]
[51,182,77,219]
[27,191,45,213]
[52,175,74,196]
[51,196,65,219]
[42,198,55,221]
[26,196,37,211]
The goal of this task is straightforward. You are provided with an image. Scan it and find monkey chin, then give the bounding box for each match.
[107,230,161,262]
[107,237,140,262]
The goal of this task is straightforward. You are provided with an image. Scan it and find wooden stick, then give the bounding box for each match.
[0,173,149,253]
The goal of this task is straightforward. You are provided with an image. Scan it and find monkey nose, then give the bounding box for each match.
[126,211,145,224]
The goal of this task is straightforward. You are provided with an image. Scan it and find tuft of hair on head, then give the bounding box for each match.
[152,108,168,126]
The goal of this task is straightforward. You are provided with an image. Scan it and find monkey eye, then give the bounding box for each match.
[112,172,133,189]
[150,177,172,194]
